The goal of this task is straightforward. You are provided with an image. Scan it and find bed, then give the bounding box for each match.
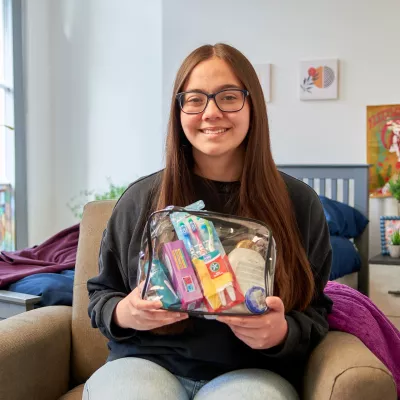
[277,164,370,296]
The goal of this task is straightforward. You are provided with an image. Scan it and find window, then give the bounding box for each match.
[0,0,20,251]
[0,0,14,183]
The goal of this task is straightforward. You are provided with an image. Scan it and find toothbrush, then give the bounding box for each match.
[203,220,215,251]
[200,221,210,252]
[179,222,195,257]
[188,218,207,255]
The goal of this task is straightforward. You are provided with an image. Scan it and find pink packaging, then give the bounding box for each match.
[161,240,203,310]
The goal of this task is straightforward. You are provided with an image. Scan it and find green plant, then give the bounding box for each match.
[93,181,127,201]
[390,230,400,245]
[67,179,128,219]
[0,125,14,130]
[376,164,392,188]
[388,175,400,201]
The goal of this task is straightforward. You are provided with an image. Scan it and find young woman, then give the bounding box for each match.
[85,43,332,400]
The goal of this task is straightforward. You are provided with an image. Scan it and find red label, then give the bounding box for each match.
[203,251,229,279]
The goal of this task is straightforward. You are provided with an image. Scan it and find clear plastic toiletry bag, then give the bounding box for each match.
[137,201,276,316]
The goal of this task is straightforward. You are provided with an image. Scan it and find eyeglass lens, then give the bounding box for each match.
[180,89,245,114]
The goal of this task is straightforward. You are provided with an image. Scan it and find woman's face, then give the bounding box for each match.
[180,58,250,159]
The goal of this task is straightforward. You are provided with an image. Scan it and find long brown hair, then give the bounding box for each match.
[155,43,314,312]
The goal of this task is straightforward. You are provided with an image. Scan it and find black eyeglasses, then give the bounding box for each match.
[176,88,250,114]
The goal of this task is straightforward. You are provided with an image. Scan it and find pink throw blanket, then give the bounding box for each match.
[325,281,400,397]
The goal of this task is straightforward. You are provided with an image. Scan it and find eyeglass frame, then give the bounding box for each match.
[176,88,250,115]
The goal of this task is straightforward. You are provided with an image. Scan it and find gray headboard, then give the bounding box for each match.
[277,164,370,296]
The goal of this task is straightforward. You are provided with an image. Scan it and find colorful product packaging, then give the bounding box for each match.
[161,240,204,310]
[144,259,181,309]
[137,202,276,316]
[170,213,244,312]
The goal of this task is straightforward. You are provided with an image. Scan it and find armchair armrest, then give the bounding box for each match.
[0,306,72,400]
[304,331,397,400]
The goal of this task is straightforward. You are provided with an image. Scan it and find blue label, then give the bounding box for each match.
[187,284,195,292]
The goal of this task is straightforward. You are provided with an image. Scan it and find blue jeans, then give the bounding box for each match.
[83,358,299,400]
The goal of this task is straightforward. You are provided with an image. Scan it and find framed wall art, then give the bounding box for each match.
[380,215,400,255]
[299,59,338,100]
[367,104,400,197]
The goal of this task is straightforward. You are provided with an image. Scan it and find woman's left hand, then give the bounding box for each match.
[217,297,288,350]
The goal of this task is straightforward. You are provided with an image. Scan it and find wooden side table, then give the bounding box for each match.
[369,254,400,331]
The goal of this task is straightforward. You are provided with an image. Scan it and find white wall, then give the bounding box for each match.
[162,0,400,164]
[24,0,400,255]
[23,0,54,247]
[162,0,400,257]
[24,0,163,246]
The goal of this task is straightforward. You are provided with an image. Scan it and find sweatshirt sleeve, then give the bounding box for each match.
[87,227,137,342]
[262,193,333,364]
[86,176,156,342]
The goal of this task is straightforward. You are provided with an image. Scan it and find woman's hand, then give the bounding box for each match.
[217,297,288,350]
[113,284,189,331]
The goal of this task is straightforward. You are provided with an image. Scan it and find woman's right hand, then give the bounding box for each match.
[113,284,188,331]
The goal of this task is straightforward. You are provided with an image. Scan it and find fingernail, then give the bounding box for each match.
[175,313,181,318]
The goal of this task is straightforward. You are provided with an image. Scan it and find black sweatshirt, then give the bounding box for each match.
[87,171,333,390]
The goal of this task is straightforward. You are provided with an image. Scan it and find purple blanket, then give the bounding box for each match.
[0,224,79,288]
[325,281,400,397]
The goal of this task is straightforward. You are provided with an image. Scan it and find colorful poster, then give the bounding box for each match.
[0,184,15,251]
[367,104,400,197]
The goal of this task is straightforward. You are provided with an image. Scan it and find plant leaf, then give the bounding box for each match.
[377,173,385,187]
[387,164,392,178]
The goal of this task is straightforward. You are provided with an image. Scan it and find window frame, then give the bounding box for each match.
[0,0,27,250]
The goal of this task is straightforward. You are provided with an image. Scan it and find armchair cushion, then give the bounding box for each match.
[304,331,397,400]
[0,306,72,400]
[59,384,85,400]
[70,200,116,385]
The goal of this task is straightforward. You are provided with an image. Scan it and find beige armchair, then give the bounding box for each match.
[0,200,396,400]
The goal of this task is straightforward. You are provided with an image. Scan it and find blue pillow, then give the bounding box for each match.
[319,195,369,238]
[329,236,361,280]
